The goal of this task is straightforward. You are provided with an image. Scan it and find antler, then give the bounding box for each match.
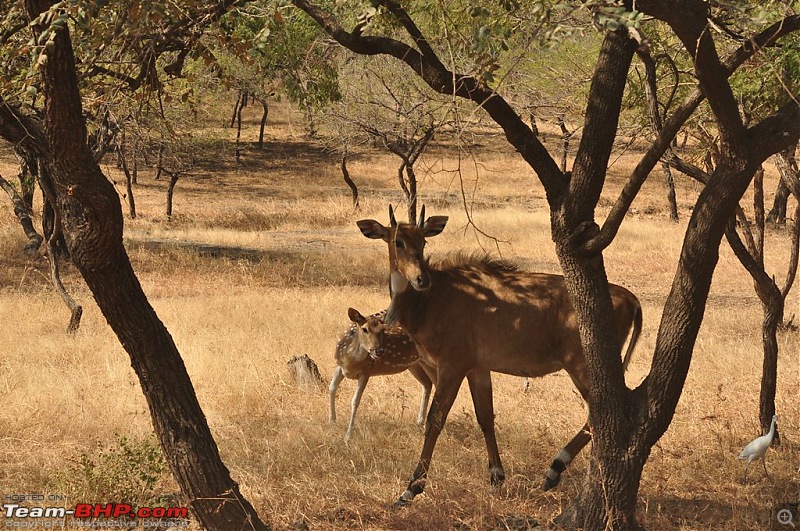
[389,204,398,227]
[418,205,426,227]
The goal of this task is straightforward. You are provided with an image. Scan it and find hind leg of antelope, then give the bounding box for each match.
[397,368,464,507]
[345,374,370,441]
[407,364,433,426]
[467,370,504,486]
[328,366,345,424]
[544,423,591,490]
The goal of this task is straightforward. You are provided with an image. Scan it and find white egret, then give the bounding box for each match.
[738,414,778,481]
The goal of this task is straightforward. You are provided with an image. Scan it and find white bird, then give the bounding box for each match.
[738,414,778,481]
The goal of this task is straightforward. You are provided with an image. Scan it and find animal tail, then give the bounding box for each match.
[622,301,642,371]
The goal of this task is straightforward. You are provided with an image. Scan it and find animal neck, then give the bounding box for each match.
[339,328,369,364]
[390,270,410,295]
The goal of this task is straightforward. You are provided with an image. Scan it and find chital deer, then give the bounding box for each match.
[329,307,433,441]
[357,206,642,505]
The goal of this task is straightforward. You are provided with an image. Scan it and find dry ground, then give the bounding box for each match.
[0,101,798,530]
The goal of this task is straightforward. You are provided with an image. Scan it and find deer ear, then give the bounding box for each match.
[423,216,448,237]
[348,307,366,325]
[357,219,389,240]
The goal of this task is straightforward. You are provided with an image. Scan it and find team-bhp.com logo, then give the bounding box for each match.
[3,495,189,528]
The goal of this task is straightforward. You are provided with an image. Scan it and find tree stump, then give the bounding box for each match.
[287,354,324,391]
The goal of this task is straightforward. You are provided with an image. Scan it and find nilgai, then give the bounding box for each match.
[357,206,642,505]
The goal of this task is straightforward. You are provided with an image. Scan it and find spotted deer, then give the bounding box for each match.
[357,206,642,505]
[329,307,433,441]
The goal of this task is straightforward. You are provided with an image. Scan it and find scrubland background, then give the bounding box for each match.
[0,101,798,530]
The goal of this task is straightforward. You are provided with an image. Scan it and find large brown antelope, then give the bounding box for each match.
[329,308,433,441]
[357,207,642,506]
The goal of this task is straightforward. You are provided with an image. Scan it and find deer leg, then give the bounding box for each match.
[544,423,591,490]
[407,364,433,426]
[467,370,504,485]
[397,368,464,507]
[328,366,345,424]
[346,374,370,441]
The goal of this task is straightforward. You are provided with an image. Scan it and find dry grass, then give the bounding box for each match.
[0,101,798,530]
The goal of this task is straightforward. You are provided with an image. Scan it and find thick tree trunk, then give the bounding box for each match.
[23,1,270,529]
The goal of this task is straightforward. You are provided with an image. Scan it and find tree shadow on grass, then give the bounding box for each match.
[640,494,798,530]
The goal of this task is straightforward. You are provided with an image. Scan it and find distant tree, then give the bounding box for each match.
[326,59,456,223]
[292,1,800,528]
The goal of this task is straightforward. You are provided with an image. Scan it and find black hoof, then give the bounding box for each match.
[542,476,560,491]
[393,489,415,508]
[490,470,506,486]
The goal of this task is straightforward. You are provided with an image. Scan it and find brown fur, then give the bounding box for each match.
[358,211,642,503]
[329,308,434,440]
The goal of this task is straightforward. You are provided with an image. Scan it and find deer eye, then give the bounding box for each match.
[395,239,405,249]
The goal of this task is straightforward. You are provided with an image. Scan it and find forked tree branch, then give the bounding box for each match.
[581,14,800,255]
[565,28,637,227]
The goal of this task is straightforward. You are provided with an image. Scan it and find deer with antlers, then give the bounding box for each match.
[357,206,642,506]
[329,307,434,441]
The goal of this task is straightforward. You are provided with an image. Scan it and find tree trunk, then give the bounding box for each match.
[166,171,180,219]
[235,91,247,162]
[768,144,798,224]
[256,96,269,149]
[405,164,418,225]
[118,144,137,219]
[639,49,680,222]
[397,159,412,220]
[17,156,36,210]
[154,144,165,180]
[340,149,359,209]
[766,179,790,224]
[45,211,83,333]
[556,113,571,173]
[23,1,270,528]
[664,163,679,221]
[0,173,43,251]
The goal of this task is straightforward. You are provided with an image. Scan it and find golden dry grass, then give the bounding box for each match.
[0,101,798,530]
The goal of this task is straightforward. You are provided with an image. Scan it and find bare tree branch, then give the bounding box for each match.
[291,0,566,201]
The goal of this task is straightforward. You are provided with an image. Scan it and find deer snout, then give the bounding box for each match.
[368,347,386,360]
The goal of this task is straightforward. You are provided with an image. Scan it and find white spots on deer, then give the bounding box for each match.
[329,307,433,441]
